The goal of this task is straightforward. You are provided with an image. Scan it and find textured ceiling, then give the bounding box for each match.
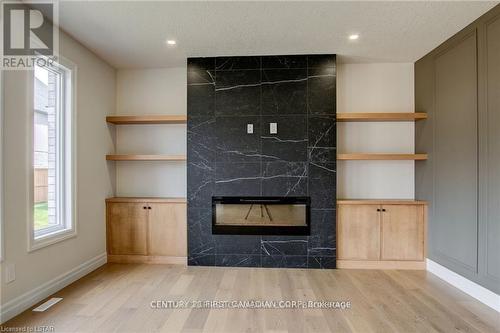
[54,1,498,68]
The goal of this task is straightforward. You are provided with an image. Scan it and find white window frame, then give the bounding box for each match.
[0,69,4,262]
[28,56,77,252]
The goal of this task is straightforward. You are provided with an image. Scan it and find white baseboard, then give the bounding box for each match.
[0,252,107,323]
[426,259,500,312]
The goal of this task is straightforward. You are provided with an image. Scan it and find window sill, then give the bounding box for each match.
[28,228,77,252]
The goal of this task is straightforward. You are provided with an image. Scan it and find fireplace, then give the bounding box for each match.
[212,197,310,235]
[188,54,336,268]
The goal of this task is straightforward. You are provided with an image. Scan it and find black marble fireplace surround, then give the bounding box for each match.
[187,54,336,269]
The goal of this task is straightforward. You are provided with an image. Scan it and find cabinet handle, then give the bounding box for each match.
[382,209,386,212]
[143,206,147,209]
[148,207,152,209]
[377,208,381,212]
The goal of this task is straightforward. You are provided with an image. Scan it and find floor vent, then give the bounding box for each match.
[32,297,63,312]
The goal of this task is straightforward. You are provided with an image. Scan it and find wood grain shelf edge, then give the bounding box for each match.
[337,153,428,160]
[106,154,187,161]
[106,115,187,124]
[106,197,187,203]
[336,112,427,121]
[337,199,428,205]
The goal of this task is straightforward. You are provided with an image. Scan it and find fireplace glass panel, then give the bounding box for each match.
[215,203,306,226]
[212,197,310,235]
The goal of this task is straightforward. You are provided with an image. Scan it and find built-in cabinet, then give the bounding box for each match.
[105,114,188,264]
[106,198,187,264]
[336,111,428,270]
[415,5,500,293]
[337,200,427,269]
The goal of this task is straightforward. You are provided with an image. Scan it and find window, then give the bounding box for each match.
[0,70,4,261]
[30,60,75,250]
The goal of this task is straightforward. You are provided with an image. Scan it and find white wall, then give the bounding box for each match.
[0,30,116,320]
[115,68,186,197]
[337,63,415,199]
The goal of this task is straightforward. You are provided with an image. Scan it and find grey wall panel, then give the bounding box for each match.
[415,57,436,253]
[484,15,500,289]
[433,33,478,273]
[416,5,500,294]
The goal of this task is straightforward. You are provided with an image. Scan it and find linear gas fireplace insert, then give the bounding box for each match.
[212,196,310,235]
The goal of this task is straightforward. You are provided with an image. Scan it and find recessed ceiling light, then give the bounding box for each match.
[166,40,176,45]
[348,34,359,41]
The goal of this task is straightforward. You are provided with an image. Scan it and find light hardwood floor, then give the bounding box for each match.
[2,264,499,332]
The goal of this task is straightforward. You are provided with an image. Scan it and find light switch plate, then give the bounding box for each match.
[270,122,277,134]
[247,124,254,134]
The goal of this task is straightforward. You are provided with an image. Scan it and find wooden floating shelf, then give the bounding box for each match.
[337,153,428,161]
[337,112,427,122]
[337,199,427,205]
[106,154,187,161]
[106,115,187,124]
[106,197,187,203]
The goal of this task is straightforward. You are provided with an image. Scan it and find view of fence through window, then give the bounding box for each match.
[33,65,57,232]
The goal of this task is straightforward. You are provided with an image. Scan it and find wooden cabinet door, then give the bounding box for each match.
[381,205,424,261]
[107,202,148,255]
[148,203,187,256]
[337,205,381,260]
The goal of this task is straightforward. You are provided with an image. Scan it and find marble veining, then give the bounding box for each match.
[215,173,307,184]
[187,54,336,268]
[214,73,334,91]
[261,137,308,143]
[310,162,336,173]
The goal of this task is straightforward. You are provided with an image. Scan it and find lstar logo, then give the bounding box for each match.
[1,1,58,69]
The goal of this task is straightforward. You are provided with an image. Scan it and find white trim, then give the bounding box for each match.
[28,229,77,252]
[27,56,77,252]
[0,69,4,262]
[426,259,500,312]
[0,252,107,324]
